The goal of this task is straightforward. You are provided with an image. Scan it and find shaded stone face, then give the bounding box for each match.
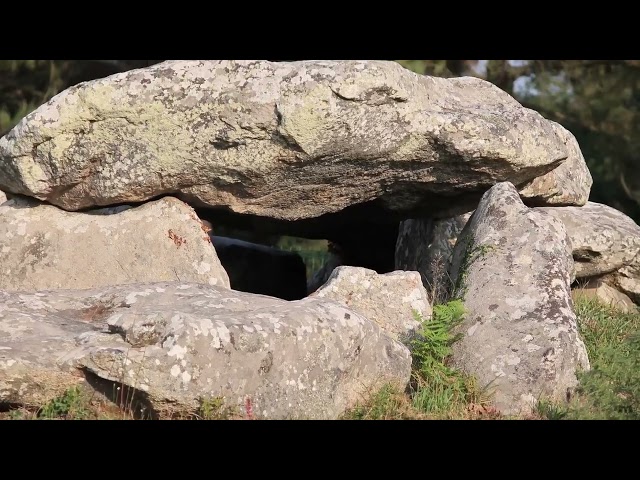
[0,60,585,241]
[0,281,412,419]
[449,182,590,416]
[395,212,473,299]
[609,253,640,304]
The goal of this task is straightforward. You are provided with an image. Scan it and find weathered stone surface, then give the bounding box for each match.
[449,182,590,416]
[211,235,307,301]
[609,254,640,304]
[519,121,592,206]
[572,277,637,313]
[395,212,473,298]
[0,190,6,204]
[0,282,412,418]
[0,60,572,232]
[0,196,230,292]
[0,289,108,407]
[536,202,640,278]
[311,266,429,343]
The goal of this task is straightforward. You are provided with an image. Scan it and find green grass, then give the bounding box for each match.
[346,293,640,421]
[536,296,640,420]
[343,299,497,420]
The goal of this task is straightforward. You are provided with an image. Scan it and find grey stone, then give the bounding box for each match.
[395,213,473,300]
[536,202,640,278]
[0,196,230,292]
[1,282,412,419]
[449,182,590,416]
[519,121,593,206]
[311,266,430,343]
[572,277,637,313]
[1,60,574,231]
[609,253,640,304]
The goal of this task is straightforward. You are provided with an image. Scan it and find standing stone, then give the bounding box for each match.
[449,182,590,416]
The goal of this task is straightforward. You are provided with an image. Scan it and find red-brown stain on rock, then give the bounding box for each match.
[168,229,187,248]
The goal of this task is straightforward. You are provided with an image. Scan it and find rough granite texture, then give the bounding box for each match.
[0,190,6,204]
[0,60,573,223]
[519,120,593,206]
[0,282,412,419]
[395,212,473,295]
[0,196,230,292]
[311,266,429,343]
[449,182,590,416]
[536,202,640,279]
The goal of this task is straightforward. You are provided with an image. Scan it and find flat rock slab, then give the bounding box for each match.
[1,60,577,231]
[536,202,640,278]
[0,196,230,292]
[311,266,430,343]
[0,289,112,407]
[0,282,411,419]
[449,182,590,416]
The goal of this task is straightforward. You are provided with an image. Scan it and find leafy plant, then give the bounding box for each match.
[409,300,483,415]
[38,386,90,420]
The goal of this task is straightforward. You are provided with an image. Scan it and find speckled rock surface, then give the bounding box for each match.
[536,202,640,278]
[0,282,412,418]
[0,60,572,224]
[519,121,592,206]
[0,288,109,407]
[0,190,6,204]
[311,266,429,343]
[395,213,473,297]
[0,196,230,292]
[449,182,590,416]
[572,277,636,313]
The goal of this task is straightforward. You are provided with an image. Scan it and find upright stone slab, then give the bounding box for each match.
[449,182,590,416]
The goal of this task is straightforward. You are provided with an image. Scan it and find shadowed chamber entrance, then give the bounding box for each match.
[203,215,400,301]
